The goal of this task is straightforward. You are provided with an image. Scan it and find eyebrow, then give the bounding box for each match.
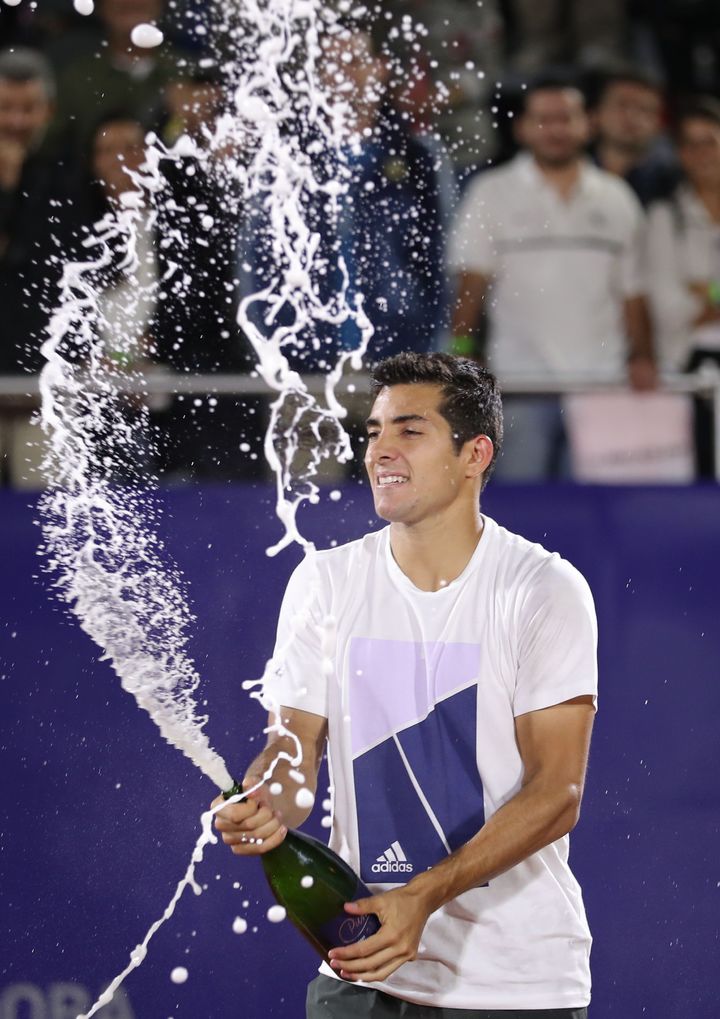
[365,414,429,429]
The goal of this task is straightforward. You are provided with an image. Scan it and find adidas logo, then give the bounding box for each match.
[371,841,413,874]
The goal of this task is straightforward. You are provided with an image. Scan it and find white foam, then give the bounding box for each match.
[131,23,164,48]
[295,787,315,809]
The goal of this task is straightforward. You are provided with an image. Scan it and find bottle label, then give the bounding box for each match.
[316,880,381,948]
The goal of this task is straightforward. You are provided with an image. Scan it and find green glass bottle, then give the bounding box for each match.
[223,782,381,960]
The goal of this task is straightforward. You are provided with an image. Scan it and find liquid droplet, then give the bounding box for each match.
[232,916,248,934]
[267,905,287,923]
[170,967,188,984]
[130,23,164,48]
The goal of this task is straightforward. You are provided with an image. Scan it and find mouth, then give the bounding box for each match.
[376,475,409,488]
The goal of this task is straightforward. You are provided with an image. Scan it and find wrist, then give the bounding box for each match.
[405,865,452,916]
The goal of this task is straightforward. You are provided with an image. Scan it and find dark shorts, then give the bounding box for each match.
[306,975,589,1019]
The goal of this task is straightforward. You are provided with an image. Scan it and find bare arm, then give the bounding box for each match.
[213,706,328,855]
[624,295,658,390]
[451,270,490,351]
[329,695,595,982]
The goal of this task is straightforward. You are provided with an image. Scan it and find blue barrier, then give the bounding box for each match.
[1,483,718,1018]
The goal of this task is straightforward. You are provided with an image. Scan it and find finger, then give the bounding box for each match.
[328,929,390,962]
[343,896,377,916]
[332,946,403,981]
[230,825,287,856]
[214,801,260,828]
[238,806,277,832]
[221,816,284,846]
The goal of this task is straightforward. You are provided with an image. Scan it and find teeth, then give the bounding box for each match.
[378,475,408,486]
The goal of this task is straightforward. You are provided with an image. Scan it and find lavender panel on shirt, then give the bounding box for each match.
[348,637,481,756]
[349,638,484,880]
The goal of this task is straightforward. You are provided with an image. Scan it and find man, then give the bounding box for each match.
[241,18,454,373]
[215,352,597,1017]
[450,79,656,480]
[645,98,720,476]
[589,67,679,207]
[0,48,73,486]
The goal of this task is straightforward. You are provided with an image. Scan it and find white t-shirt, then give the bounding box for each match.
[264,516,598,1010]
[645,185,720,371]
[448,152,645,383]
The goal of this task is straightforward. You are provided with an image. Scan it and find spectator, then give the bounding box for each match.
[151,75,262,482]
[588,66,680,206]
[0,47,74,487]
[645,98,720,476]
[242,16,455,374]
[78,107,259,482]
[449,77,655,480]
[50,0,191,156]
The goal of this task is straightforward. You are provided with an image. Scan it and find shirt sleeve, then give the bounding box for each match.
[447,175,497,276]
[513,556,598,717]
[260,554,330,718]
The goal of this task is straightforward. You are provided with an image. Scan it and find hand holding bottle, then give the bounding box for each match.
[328,884,434,983]
[212,781,288,856]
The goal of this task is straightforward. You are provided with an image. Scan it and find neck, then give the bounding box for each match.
[533,155,582,199]
[695,182,720,221]
[597,139,643,178]
[389,503,484,593]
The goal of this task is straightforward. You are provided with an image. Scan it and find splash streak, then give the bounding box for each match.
[37,0,373,1011]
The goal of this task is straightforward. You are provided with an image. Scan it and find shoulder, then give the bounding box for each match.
[488,519,594,611]
[586,163,644,213]
[308,528,387,577]
[461,158,518,199]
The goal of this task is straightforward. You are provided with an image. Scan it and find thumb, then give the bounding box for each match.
[344,896,377,916]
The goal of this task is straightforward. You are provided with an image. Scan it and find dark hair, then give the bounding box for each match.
[370,351,503,489]
[518,73,585,117]
[587,63,663,109]
[671,96,720,140]
[0,46,56,102]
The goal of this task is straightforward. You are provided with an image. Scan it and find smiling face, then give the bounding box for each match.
[517,88,590,169]
[364,383,490,526]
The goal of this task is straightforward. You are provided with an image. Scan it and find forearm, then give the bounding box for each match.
[407,777,581,914]
[243,734,321,829]
[451,271,488,338]
[625,295,654,362]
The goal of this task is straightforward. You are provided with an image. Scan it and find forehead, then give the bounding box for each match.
[680,116,720,141]
[0,77,48,102]
[369,382,445,419]
[526,88,584,116]
[603,80,661,108]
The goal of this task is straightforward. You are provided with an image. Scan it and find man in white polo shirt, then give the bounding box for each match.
[450,78,656,479]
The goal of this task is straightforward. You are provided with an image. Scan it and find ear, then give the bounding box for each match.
[465,434,494,481]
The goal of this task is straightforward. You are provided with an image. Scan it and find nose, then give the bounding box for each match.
[366,431,399,466]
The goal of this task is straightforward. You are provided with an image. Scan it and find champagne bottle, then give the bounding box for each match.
[223,782,381,960]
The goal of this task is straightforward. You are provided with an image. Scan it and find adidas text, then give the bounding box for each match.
[371,859,414,874]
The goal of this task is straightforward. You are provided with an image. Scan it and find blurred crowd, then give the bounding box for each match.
[1,0,720,486]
